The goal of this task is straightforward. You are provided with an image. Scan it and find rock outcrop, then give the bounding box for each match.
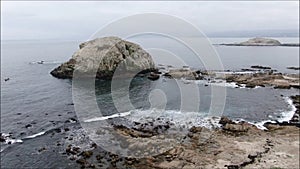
[239,37,281,46]
[221,37,299,46]
[51,37,156,79]
[222,72,300,89]
[163,68,201,80]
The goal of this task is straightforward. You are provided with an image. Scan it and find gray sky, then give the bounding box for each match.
[1,1,299,40]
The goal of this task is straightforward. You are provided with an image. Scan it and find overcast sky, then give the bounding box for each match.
[1,1,299,40]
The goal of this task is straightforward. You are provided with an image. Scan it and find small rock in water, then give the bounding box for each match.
[147,72,160,81]
[38,147,47,153]
[251,65,271,69]
[0,135,6,142]
[76,158,86,165]
[25,124,32,128]
[81,150,93,158]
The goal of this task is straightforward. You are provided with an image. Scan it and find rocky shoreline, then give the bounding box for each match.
[55,113,299,169]
[35,95,298,169]
[146,64,300,90]
[2,112,298,169]
[2,91,299,169]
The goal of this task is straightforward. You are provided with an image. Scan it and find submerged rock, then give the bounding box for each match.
[51,37,156,79]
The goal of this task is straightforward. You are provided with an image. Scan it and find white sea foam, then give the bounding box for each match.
[24,131,46,139]
[1,133,23,146]
[248,120,276,130]
[29,61,62,65]
[277,97,297,123]
[1,131,47,148]
[84,109,222,129]
[188,79,249,89]
[84,111,132,122]
[5,138,23,144]
[83,96,298,130]
[215,71,256,75]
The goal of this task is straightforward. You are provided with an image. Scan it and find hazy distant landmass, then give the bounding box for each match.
[207,29,299,38]
[220,37,299,47]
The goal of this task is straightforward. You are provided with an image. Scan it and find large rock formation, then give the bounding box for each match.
[51,37,155,79]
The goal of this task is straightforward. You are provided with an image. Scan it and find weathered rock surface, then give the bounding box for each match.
[51,37,155,79]
[62,116,299,169]
[223,72,299,89]
[163,68,201,80]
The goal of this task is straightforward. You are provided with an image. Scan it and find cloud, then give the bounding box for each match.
[1,1,299,40]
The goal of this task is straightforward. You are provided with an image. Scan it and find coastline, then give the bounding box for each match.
[2,94,299,168]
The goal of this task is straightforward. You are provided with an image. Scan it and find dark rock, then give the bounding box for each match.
[54,128,62,133]
[0,135,5,142]
[219,116,235,125]
[76,158,86,165]
[250,65,271,69]
[189,126,203,133]
[81,150,93,158]
[163,73,172,78]
[147,72,160,81]
[245,83,256,88]
[91,143,97,148]
[38,147,47,153]
[287,66,300,70]
[225,164,239,169]
[25,124,32,128]
[96,154,102,161]
[273,85,291,89]
[241,68,256,71]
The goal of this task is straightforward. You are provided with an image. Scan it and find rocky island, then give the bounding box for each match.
[221,37,300,47]
[50,37,156,79]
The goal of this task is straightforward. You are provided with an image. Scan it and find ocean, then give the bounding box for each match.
[1,37,299,168]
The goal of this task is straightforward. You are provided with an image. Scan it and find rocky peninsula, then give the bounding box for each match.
[221,37,300,47]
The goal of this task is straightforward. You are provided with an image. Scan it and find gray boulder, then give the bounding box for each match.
[51,37,155,79]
